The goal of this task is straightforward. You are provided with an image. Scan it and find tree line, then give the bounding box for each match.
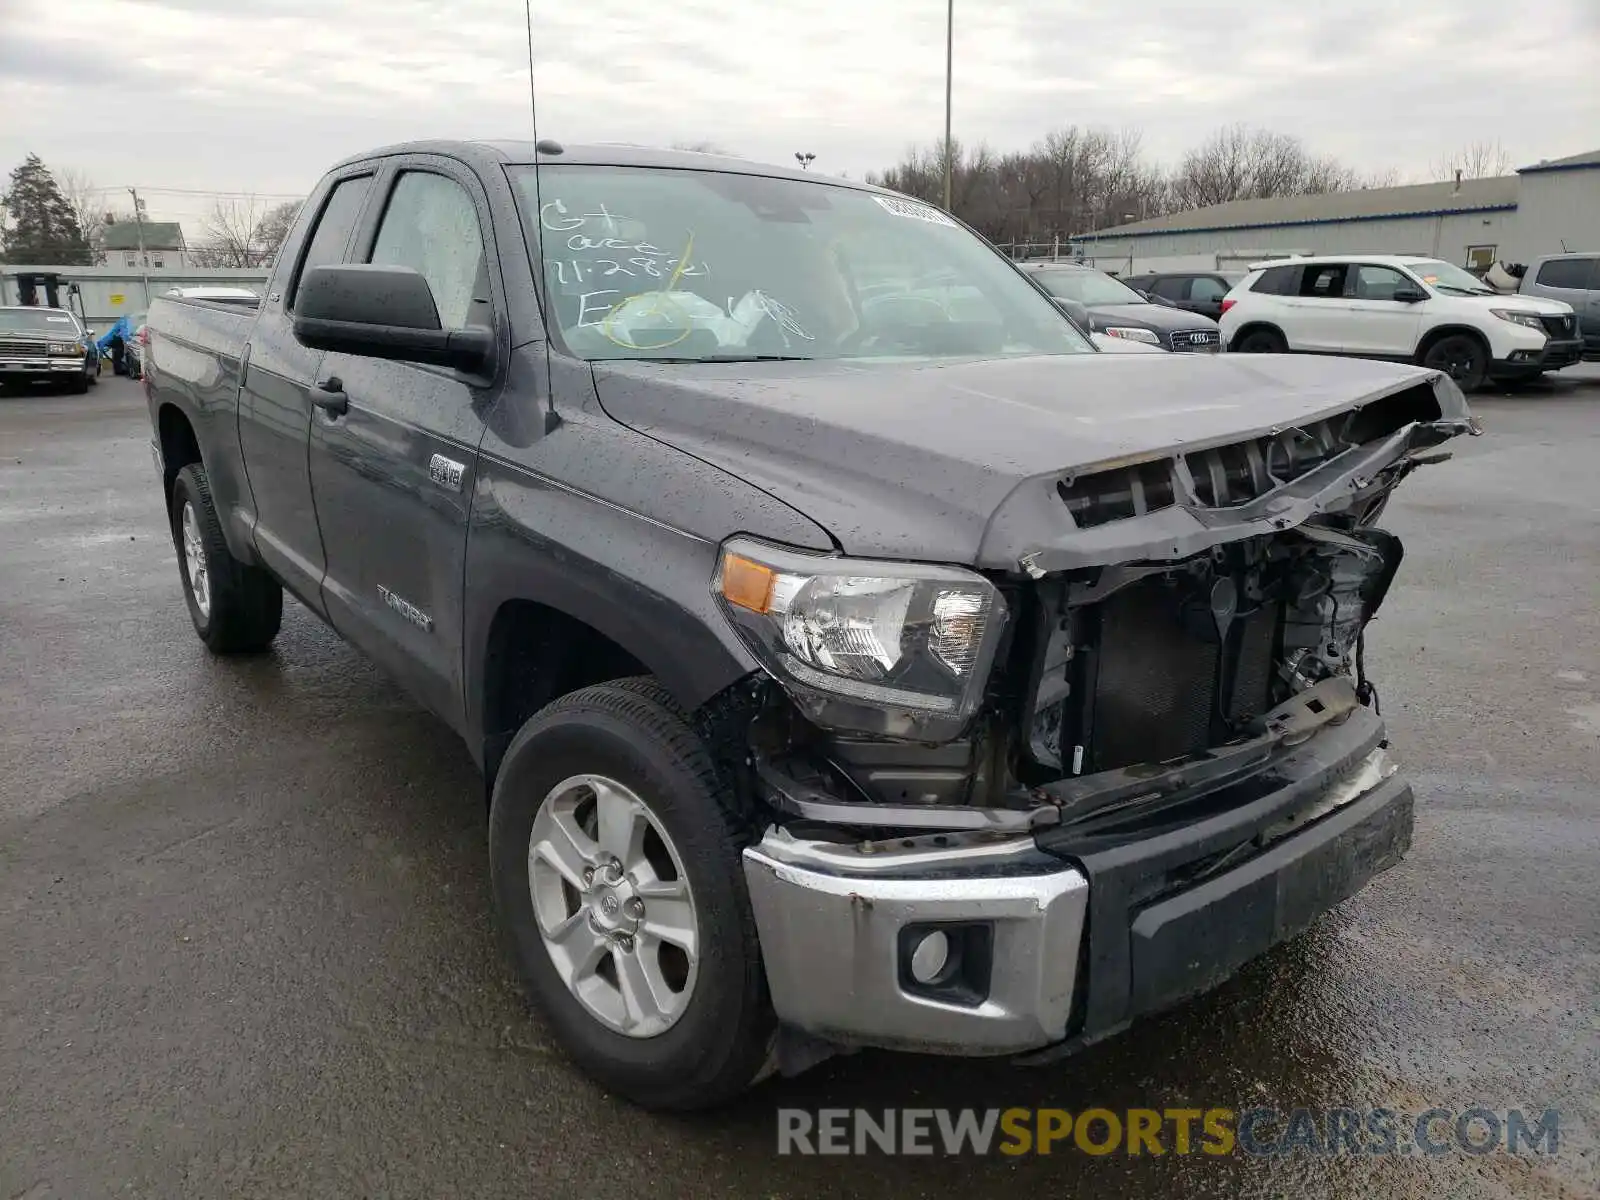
[1,154,302,268]
[867,126,1514,249]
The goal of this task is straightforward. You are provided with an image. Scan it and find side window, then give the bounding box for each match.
[368,172,488,330]
[1350,265,1411,301]
[290,175,373,307]
[1189,276,1229,302]
[1253,265,1300,296]
[1536,257,1598,290]
[1297,264,1348,298]
[1151,276,1189,301]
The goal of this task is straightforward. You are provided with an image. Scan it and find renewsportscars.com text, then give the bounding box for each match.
[776,1107,1561,1157]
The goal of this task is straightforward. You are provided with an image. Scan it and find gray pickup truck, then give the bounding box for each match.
[143,140,1475,1110]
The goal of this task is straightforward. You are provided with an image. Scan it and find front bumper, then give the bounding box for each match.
[743,703,1410,1057]
[0,358,83,376]
[1494,337,1584,375]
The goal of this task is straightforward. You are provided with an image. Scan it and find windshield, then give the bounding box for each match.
[1406,260,1495,295]
[1027,268,1146,306]
[510,166,1092,362]
[0,308,81,334]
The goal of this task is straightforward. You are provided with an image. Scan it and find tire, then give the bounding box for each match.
[169,462,283,653]
[1420,333,1488,392]
[489,677,774,1111]
[65,373,90,395]
[1233,326,1287,354]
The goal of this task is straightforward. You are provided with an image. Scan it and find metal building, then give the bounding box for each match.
[1076,148,1600,277]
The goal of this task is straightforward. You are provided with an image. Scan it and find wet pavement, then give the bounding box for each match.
[2,372,1597,1199]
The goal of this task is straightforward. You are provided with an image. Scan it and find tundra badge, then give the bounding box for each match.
[429,453,465,492]
[378,585,433,632]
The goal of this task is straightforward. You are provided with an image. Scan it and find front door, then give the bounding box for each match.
[237,171,374,607]
[1339,264,1425,358]
[307,160,503,731]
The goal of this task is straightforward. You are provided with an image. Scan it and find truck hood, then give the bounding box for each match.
[590,351,1472,570]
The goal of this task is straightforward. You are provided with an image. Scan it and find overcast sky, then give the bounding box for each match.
[2,0,1598,226]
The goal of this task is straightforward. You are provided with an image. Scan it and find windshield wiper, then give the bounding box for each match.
[635,353,816,363]
[1434,284,1497,296]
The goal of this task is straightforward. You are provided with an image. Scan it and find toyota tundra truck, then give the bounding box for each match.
[142,140,1476,1110]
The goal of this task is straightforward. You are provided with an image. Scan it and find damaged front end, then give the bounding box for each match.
[726,369,1475,1063]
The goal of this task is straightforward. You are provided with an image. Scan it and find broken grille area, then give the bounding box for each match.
[1056,382,1445,530]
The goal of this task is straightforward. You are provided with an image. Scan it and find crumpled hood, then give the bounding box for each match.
[591,351,1461,568]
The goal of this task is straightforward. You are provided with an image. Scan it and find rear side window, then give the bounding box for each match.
[368,172,488,331]
[1536,257,1597,289]
[1251,264,1301,295]
[1189,276,1230,302]
[289,175,373,307]
[1150,276,1189,301]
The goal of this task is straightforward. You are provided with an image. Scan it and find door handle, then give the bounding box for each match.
[312,376,348,417]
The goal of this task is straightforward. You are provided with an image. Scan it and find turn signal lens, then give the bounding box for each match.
[719,553,777,613]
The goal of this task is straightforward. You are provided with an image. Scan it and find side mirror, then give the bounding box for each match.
[293,264,492,372]
[1051,296,1092,329]
[1392,286,1428,303]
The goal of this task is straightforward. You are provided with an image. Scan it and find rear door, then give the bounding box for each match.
[1147,275,1191,311]
[1184,275,1233,321]
[1339,264,1424,357]
[307,157,504,730]
[237,170,374,607]
[1283,261,1353,352]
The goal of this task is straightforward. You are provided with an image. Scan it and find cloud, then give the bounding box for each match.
[1,0,1596,225]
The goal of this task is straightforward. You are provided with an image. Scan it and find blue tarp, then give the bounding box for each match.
[96,316,134,351]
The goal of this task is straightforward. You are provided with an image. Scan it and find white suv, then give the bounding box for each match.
[1219,254,1583,390]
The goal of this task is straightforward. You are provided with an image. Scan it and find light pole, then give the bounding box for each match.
[795,152,815,170]
[128,187,151,307]
[942,0,954,212]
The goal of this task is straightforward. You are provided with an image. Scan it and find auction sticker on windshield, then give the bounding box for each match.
[873,196,958,227]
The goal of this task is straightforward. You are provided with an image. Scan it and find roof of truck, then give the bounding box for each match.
[328,139,887,194]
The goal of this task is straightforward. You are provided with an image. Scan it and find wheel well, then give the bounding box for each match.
[1228,321,1284,351]
[1416,325,1490,360]
[157,403,202,510]
[480,600,648,790]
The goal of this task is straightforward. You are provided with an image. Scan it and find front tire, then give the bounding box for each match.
[170,463,282,652]
[1421,333,1488,392]
[489,678,774,1110]
[65,373,90,395]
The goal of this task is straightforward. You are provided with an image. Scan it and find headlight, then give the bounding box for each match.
[48,342,84,356]
[713,538,1006,738]
[1100,326,1162,345]
[1490,309,1546,332]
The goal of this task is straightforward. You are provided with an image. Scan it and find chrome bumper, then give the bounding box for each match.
[742,828,1088,1054]
[0,358,80,372]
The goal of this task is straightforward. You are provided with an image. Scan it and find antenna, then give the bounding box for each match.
[523,0,539,143]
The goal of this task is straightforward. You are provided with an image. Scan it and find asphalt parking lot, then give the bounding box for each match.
[2,370,1598,1199]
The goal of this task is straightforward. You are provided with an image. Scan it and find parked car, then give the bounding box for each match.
[1220,254,1582,390]
[1517,253,1598,359]
[1124,271,1246,322]
[143,140,1474,1111]
[1020,262,1223,351]
[0,305,98,393]
[1049,296,1167,352]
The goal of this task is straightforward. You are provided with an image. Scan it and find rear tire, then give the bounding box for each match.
[1420,333,1489,392]
[489,677,774,1111]
[1233,326,1287,353]
[170,462,282,653]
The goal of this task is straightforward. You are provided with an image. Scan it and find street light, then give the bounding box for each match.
[943,0,954,212]
[795,152,815,170]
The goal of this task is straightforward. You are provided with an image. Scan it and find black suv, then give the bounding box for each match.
[1124,270,1246,322]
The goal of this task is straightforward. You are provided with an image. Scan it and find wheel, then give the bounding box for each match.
[169,463,283,653]
[1421,334,1488,391]
[489,678,774,1110]
[65,374,90,394]
[1233,326,1287,353]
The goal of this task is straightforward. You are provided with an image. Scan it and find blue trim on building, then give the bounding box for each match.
[1092,203,1520,241]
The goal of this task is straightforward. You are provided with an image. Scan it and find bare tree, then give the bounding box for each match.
[58,167,108,263]
[1431,139,1515,181]
[252,199,302,265]
[192,197,268,267]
